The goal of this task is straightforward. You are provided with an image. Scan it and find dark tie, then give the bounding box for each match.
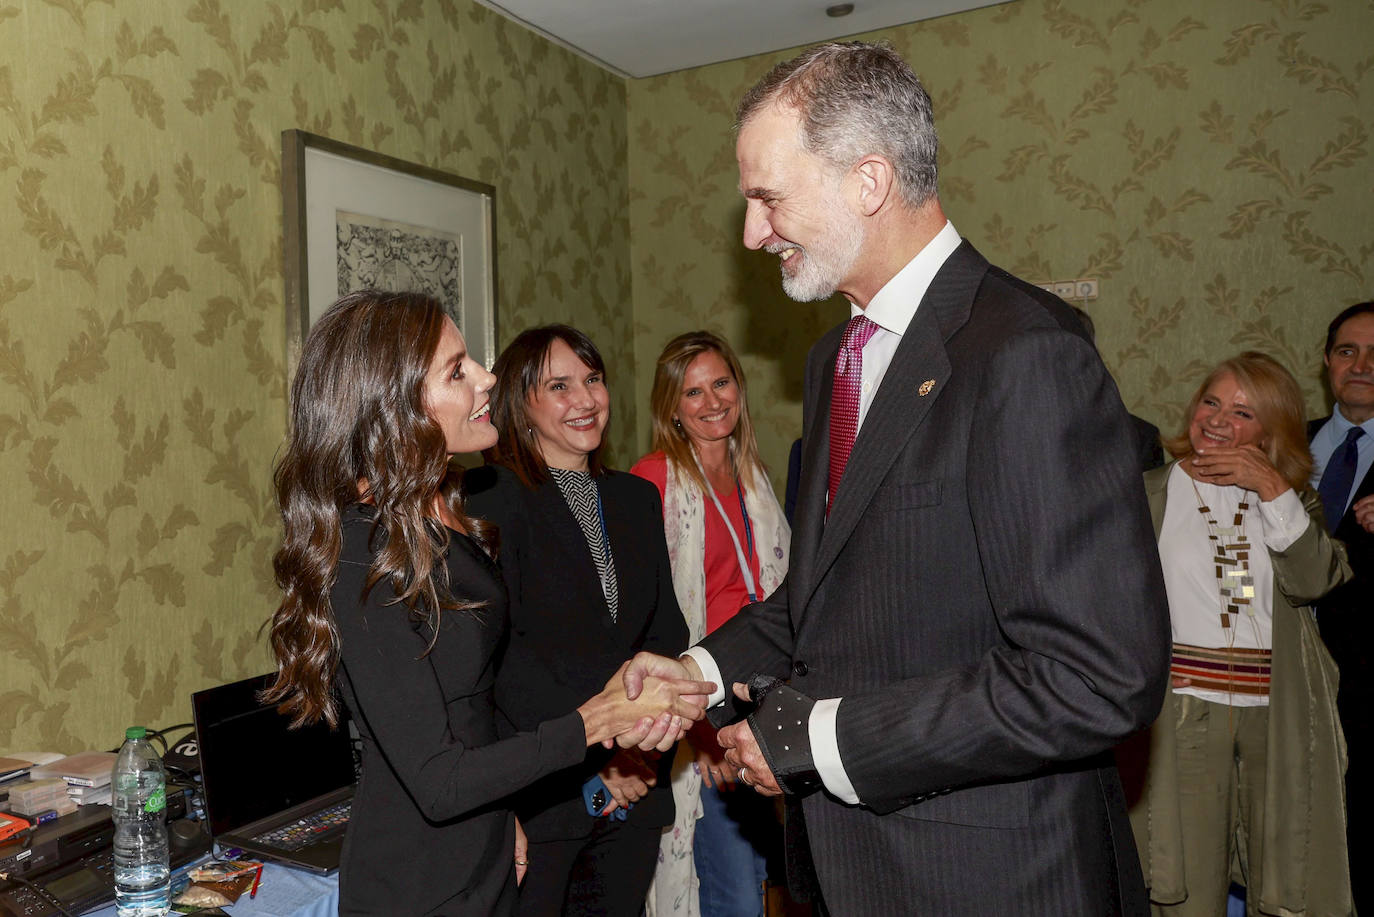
[828,315,880,511]
[1317,426,1365,531]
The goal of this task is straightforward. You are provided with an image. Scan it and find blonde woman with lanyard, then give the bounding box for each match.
[632,331,789,917]
[1123,351,1353,916]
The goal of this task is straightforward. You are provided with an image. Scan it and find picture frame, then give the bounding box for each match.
[281,130,498,374]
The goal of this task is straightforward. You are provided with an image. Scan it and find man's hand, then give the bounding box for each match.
[1353,494,1374,533]
[716,682,782,796]
[579,661,716,751]
[616,652,711,752]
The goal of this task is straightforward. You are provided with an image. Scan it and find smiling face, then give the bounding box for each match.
[1188,371,1267,454]
[423,317,497,455]
[1326,312,1374,424]
[526,337,610,471]
[675,349,740,450]
[737,103,865,303]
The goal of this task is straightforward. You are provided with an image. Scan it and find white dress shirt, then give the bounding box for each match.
[1309,407,1374,518]
[684,220,962,805]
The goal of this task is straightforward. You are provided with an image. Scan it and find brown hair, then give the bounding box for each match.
[484,324,608,489]
[263,290,492,728]
[648,331,766,494]
[1164,351,1314,492]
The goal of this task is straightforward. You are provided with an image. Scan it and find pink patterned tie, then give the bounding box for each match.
[828,314,880,512]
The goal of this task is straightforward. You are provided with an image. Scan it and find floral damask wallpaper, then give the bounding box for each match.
[1,0,1368,751]
[0,0,629,749]
[626,0,1371,493]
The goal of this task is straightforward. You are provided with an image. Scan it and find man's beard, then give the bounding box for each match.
[776,209,864,302]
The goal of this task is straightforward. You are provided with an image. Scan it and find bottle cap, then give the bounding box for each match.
[125,726,147,740]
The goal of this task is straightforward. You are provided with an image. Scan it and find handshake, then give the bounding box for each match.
[577,652,714,752]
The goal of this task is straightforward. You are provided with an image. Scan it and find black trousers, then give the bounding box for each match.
[517,819,660,917]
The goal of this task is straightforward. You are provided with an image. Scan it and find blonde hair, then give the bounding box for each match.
[1164,351,1313,492]
[648,331,766,494]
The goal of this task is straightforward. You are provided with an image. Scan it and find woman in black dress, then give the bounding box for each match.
[263,293,710,916]
[463,325,689,917]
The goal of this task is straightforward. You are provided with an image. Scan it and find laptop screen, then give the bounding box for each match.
[192,673,356,837]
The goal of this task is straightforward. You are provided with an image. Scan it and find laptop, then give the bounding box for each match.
[192,673,356,874]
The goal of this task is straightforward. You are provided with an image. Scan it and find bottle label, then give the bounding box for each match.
[143,786,166,815]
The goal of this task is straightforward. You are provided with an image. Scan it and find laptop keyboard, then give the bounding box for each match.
[250,799,352,851]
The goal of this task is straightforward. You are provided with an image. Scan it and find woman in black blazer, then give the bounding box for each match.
[464,324,688,917]
[264,295,705,916]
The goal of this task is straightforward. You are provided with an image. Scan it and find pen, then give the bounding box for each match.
[249,864,263,899]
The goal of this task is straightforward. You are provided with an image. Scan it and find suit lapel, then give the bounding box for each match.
[797,241,986,621]
[787,326,842,630]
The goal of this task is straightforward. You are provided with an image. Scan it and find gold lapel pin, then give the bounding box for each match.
[918,379,936,396]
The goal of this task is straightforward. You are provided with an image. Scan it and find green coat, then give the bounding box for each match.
[1127,463,1353,916]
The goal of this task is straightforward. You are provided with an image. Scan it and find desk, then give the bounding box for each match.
[85,861,338,917]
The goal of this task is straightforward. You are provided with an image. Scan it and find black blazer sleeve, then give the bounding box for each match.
[334,518,587,823]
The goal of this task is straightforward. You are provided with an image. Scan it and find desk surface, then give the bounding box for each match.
[86,861,338,917]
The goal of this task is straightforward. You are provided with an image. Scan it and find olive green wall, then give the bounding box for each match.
[627,0,1371,493]
[4,0,1369,752]
[0,0,629,750]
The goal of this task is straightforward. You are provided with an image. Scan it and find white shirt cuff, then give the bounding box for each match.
[1259,488,1308,552]
[681,647,727,708]
[810,698,859,805]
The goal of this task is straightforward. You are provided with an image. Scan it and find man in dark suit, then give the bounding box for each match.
[628,42,1169,915]
[1309,300,1374,915]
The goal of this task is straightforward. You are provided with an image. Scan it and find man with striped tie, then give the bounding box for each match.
[1309,300,1374,916]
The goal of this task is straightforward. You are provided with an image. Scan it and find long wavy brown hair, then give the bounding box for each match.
[263,290,492,728]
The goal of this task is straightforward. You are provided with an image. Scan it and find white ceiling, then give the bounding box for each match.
[475,0,1012,78]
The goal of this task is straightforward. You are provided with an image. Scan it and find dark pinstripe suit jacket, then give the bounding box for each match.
[701,241,1170,915]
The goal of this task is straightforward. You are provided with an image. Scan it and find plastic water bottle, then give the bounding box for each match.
[112,726,169,917]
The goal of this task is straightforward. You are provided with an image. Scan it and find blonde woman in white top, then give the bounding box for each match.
[1124,351,1353,916]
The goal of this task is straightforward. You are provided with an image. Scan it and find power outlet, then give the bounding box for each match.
[1052,281,1076,299]
[1075,278,1099,300]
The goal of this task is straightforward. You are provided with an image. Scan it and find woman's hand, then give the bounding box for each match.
[690,722,737,790]
[1189,445,1290,502]
[598,749,657,814]
[514,817,529,885]
[578,660,717,748]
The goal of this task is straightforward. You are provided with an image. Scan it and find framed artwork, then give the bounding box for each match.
[281,130,498,372]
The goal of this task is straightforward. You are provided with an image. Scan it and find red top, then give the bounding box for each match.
[630,452,762,634]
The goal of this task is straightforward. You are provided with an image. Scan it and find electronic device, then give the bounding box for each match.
[0,816,29,845]
[0,818,208,917]
[0,783,195,882]
[581,775,629,821]
[192,673,355,874]
[161,728,201,778]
